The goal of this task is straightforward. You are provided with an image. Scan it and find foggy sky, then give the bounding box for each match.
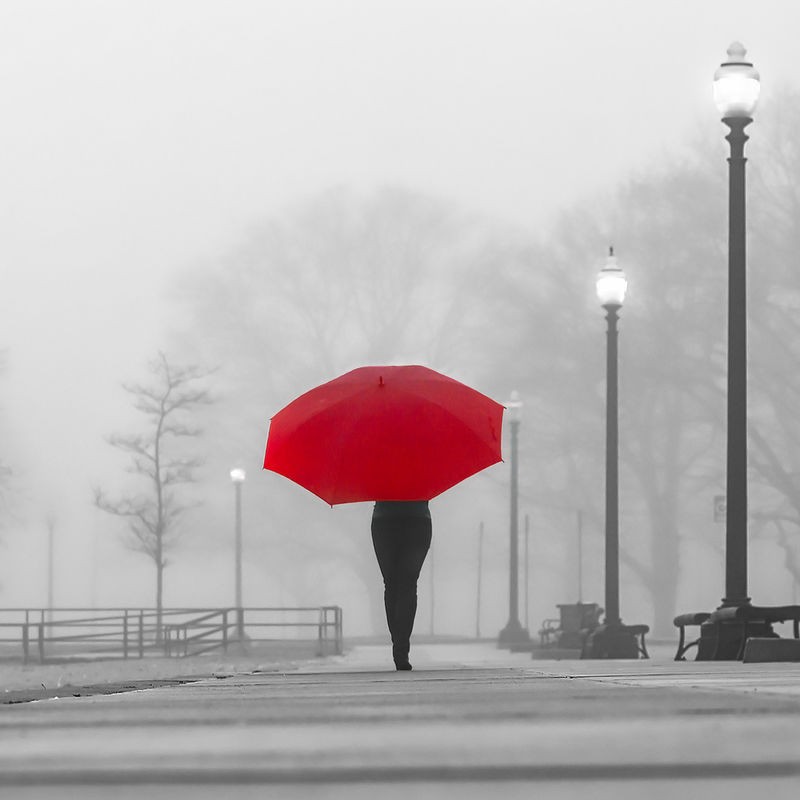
[1,0,799,607]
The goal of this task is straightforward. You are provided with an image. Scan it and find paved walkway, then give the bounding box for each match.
[2,642,800,798]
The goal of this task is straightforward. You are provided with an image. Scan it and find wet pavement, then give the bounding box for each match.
[2,642,799,799]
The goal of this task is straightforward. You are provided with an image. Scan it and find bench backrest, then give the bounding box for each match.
[557,603,602,632]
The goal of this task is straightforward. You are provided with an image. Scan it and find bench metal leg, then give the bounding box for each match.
[736,622,749,661]
[675,626,703,661]
[675,625,687,661]
[711,623,723,660]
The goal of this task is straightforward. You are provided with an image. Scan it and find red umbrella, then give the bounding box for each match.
[263,365,504,505]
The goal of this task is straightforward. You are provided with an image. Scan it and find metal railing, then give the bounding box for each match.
[0,606,343,664]
[163,606,344,659]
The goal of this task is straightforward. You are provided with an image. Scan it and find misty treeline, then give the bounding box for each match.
[165,88,800,636]
[5,93,800,635]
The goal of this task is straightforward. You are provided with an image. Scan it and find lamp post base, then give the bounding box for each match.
[583,623,642,659]
[498,619,530,648]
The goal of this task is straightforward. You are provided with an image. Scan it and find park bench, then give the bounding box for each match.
[538,602,603,650]
[673,612,712,660]
[674,605,800,661]
[611,624,650,659]
[581,622,650,659]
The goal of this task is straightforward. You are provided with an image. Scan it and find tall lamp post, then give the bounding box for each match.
[498,391,529,647]
[697,44,761,659]
[230,467,246,641]
[716,42,759,609]
[585,249,640,659]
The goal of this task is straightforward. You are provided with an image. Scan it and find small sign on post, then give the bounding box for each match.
[713,495,727,523]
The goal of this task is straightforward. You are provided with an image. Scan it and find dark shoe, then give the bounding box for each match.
[393,644,412,671]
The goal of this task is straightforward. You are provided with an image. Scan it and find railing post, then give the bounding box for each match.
[316,608,324,657]
[335,606,340,655]
[123,611,129,659]
[37,623,45,664]
[139,611,144,658]
[237,607,245,644]
[222,610,229,653]
[22,624,29,665]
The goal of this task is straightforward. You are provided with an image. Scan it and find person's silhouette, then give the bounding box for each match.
[371,500,432,670]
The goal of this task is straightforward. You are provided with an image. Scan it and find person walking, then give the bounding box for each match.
[371,500,432,670]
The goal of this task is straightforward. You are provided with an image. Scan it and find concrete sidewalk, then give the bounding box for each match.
[2,642,799,799]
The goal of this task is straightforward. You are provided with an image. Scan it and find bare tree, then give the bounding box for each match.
[475,151,729,635]
[95,352,212,634]
[490,91,800,632]
[744,91,800,597]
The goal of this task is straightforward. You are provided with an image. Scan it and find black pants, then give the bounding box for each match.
[371,514,432,660]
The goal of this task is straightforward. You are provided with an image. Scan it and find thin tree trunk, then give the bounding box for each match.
[156,546,164,645]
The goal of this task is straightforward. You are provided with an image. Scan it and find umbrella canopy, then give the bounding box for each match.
[263,365,504,505]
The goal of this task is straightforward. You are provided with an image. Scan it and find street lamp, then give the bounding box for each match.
[585,248,640,659]
[498,391,530,647]
[716,41,759,610]
[230,467,246,641]
[697,43,761,659]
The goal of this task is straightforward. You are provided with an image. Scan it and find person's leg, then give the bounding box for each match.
[391,517,432,668]
[371,516,402,646]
